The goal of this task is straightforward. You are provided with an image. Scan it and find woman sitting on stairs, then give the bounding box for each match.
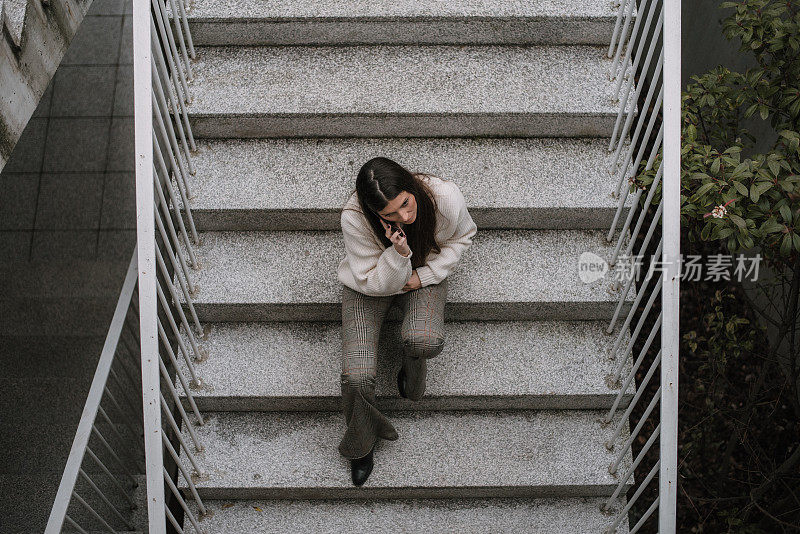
[336,156,478,486]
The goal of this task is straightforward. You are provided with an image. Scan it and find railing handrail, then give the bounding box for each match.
[134,0,205,530]
[44,249,140,534]
[133,0,166,528]
[660,0,680,530]
[603,0,679,532]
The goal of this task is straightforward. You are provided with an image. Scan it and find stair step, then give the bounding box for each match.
[184,45,634,138]
[177,409,632,499]
[179,0,628,46]
[184,496,629,533]
[177,320,633,411]
[178,137,634,231]
[177,229,634,322]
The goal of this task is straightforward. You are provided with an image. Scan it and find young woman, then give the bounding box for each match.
[336,156,478,486]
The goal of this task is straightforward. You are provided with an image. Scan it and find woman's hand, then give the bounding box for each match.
[403,270,422,292]
[378,218,411,257]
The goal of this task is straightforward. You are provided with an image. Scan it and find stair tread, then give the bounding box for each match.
[178,320,633,410]
[186,44,633,117]
[177,0,636,47]
[183,496,628,534]
[177,229,634,322]
[177,409,631,496]
[184,0,619,20]
[178,137,634,231]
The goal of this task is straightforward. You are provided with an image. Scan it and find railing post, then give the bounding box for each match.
[133,0,167,531]
[660,0,681,532]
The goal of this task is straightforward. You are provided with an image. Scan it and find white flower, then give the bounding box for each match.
[711,204,727,218]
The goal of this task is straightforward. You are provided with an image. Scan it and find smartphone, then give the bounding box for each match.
[387,220,405,238]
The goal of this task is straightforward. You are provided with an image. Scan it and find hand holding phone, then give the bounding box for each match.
[379,218,410,257]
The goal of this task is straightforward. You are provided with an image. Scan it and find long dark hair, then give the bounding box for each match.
[343,157,442,269]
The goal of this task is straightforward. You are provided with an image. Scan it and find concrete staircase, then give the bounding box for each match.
[173,0,637,531]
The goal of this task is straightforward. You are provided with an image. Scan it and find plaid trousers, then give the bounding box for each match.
[338,278,448,460]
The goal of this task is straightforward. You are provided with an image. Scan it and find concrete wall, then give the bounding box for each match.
[0,0,134,261]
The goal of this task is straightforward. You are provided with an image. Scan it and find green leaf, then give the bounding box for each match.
[768,159,780,177]
[762,218,784,233]
[718,227,735,239]
[781,233,792,256]
[793,233,800,251]
[750,183,762,202]
[780,204,792,222]
[732,161,750,178]
[729,214,747,229]
[695,182,717,197]
[711,157,721,174]
[733,181,749,196]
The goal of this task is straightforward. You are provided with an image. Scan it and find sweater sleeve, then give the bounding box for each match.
[415,182,477,287]
[340,209,413,296]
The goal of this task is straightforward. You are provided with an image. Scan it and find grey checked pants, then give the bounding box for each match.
[338,278,448,460]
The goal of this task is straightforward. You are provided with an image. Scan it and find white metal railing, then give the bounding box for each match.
[603,0,679,532]
[45,251,144,533]
[133,0,207,531]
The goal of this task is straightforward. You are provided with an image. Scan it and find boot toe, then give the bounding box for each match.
[350,447,374,486]
[397,367,408,399]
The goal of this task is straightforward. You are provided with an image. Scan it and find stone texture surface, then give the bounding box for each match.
[184,45,635,138]
[184,0,622,18]
[184,496,628,534]
[176,320,633,411]
[0,0,26,45]
[178,137,635,231]
[0,0,96,172]
[177,0,632,46]
[177,409,632,499]
[177,228,635,321]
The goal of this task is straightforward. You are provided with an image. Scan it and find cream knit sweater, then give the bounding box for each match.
[337,174,478,297]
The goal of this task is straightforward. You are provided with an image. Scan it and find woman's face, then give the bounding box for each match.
[377,191,417,225]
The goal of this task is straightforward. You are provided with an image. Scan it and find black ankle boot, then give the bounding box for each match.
[397,367,408,399]
[350,445,374,486]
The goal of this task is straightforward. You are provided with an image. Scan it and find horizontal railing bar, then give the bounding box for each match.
[72,490,117,533]
[157,316,204,423]
[78,467,133,530]
[609,0,638,79]
[164,465,206,532]
[630,498,659,534]
[162,432,208,514]
[86,446,136,507]
[606,324,661,424]
[64,514,87,534]
[606,459,660,533]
